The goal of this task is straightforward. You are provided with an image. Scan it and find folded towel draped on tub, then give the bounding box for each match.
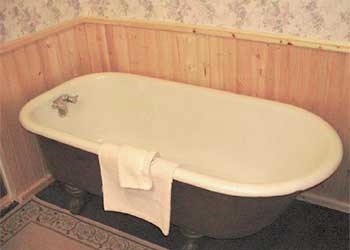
[98,144,178,235]
[118,145,159,190]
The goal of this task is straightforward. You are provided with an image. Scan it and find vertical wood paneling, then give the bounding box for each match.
[323,53,347,128]
[142,29,160,78]
[126,28,147,75]
[37,35,65,88]
[57,29,81,78]
[287,47,312,107]
[171,33,189,83]
[222,38,237,92]
[24,43,47,95]
[85,24,111,72]
[125,28,160,77]
[0,20,348,206]
[85,23,103,73]
[12,48,48,179]
[195,35,210,87]
[236,40,269,97]
[105,25,118,72]
[181,33,197,84]
[344,55,350,136]
[0,56,18,195]
[13,48,39,102]
[156,31,175,80]
[208,37,237,91]
[345,55,350,201]
[266,44,289,102]
[74,24,92,74]
[106,25,130,73]
[97,25,112,72]
[0,53,46,194]
[208,36,225,89]
[0,25,87,198]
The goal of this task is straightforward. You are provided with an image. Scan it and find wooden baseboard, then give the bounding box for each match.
[298,192,350,213]
[0,195,13,208]
[16,175,54,203]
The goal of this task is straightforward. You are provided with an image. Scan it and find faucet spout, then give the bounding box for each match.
[52,94,78,117]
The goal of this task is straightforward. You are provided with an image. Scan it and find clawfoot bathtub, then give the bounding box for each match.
[20,73,342,248]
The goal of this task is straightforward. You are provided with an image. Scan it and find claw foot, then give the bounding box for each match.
[180,228,203,250]
[64,183,87,214]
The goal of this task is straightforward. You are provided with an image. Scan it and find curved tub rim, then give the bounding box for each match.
[19,72,344,198]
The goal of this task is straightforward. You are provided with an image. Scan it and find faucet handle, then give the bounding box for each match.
[51,94,78,117]
[51,101,68,117]
[66,95,78,103]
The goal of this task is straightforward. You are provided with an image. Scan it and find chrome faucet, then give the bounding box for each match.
[52,94,78,117]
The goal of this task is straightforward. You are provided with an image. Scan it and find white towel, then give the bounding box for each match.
[118,145,159,190]
[98,143,178,235]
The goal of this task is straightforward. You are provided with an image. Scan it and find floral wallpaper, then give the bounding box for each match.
[0,0,349,44]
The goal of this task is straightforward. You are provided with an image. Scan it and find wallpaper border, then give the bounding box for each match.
[1,17,349,54]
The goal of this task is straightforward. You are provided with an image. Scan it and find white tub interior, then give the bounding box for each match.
[20,73,343,197]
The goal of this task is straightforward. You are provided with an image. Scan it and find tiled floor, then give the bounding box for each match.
[37,182,349,250]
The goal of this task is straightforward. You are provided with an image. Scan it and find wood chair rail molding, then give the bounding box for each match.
[0,17,349,211]
[1,17,350,54]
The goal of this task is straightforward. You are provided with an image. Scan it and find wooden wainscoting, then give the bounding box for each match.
[0,17,349,210]
[0,21,85,200]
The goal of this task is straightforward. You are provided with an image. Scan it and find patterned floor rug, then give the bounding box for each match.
[0,197,168,250]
